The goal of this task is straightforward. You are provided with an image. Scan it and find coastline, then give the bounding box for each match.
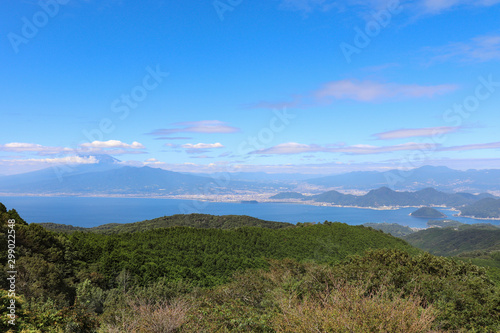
[453,213,500,221]
[0,192,487,215]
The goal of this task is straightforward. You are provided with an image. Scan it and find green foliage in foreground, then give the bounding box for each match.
[68,221,417,288]
[101,251,500,332]
[1,202,500,332]
[403,223,500,284]
[39,214,294,234]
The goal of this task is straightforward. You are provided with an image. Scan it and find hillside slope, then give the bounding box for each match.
[39,214,294,234]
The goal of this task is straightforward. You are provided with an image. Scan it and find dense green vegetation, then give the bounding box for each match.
[404,223,500,257]
[460,197,500,218]
[411,207,446,218]
[404,223,500,283]
[2,202,500,332]
[427,219,464,228]
[39,214,294,234]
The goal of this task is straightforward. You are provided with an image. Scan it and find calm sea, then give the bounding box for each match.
[0,196,495,229]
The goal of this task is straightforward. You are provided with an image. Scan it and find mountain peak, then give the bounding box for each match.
[80,154,121,165]
[415,165,453,173]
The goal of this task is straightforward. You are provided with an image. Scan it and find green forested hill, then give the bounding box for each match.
[403,224,500,257]
[68,222,418,287]
[2,203,500,332]
[460,197,500,218]
[39,213,294,234]
[410,207,446,218]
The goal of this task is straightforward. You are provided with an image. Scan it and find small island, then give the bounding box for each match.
[241,200,259,204]
[411,207,446,218]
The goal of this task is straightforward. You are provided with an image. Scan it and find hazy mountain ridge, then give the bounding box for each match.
[271,187,496,208]
[459,198,500,219]
[306,166,500,192]
[1,161,499,197]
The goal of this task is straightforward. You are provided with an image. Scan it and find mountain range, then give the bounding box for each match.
[271,187,497,209]
[305,166,500,192]
[1,156,500,196]
[0,155,284,195]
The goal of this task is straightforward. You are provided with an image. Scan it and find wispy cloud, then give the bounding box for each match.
[154,136,192,140]
[244,99,301,110]
[250,79,457,110]
[441,141,500,151]
[373,126,461,140]
[315,80,458,102]
[147,120,239,136]
[425,34,500,63]
[419,0,500,14]
[251,141,438,155]
[0,142,73,155]
[5,156,98,165]
[278,0,500,15]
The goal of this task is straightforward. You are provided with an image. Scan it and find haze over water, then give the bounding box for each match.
[0,196,492,229]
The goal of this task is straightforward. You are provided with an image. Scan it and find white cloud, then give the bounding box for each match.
[79,140,145,149]
[181,143,224,149]
[0,142,73,155]
[7,156,98,164]
[315,80,458,102]
[374,126,461,140]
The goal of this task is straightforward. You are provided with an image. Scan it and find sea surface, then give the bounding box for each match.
[0,196,496,229]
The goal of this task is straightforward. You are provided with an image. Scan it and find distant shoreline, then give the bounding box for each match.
[3,193,497,220]
[453,213,500,221]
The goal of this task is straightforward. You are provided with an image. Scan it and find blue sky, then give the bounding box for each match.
[1,0,499,175]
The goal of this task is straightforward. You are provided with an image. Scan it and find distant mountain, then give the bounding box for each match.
[0,159,266,195]
[306,166,500,192]
[269,187,496,209]
[191,172,312,183]
[0,154,122,189]
[460,198,500,219]
[410,207,446,218]
[289,187,495,208]
[404,223,500,257]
